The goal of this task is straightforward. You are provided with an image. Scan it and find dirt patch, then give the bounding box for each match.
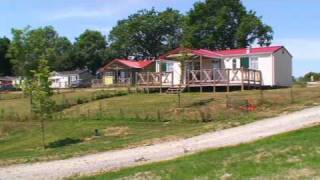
[129,135,182,148]
[118,171,161,180]
[104,127,130,137]
[252,168,318,180]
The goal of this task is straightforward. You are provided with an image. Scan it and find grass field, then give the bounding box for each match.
[79,125,320,180]
[0,86,320,165]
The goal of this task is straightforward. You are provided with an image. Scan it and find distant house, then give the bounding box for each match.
[49,69,94,89]
[135,46,293,91]
[97,59,155,86]
[0,76,23,90]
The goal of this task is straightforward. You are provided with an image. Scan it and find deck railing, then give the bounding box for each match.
[186,68,262,85]
[136,68,261,87]
[136,72,174,86]
[117,77,131,85]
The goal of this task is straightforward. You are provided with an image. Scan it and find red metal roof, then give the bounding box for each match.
[191,49,223,58]
[215,46,283,56]
[116,59,154,69]
[159,46,285,59]
[99,59,154,72]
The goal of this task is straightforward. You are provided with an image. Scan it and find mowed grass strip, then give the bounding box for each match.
[79,125,320,180]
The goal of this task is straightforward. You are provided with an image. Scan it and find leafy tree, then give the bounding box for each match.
[74,30,108,73]
[183,0,273,49]
[109,8,184,58]
[303,72,320,82]
[52,37,75,71]
[25,58,54,148]
[8,26,73,76]
[0,37,12,76]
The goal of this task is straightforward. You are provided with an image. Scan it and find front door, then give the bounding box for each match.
[240,57,249,69]
[212,60,222,81]
[212,60,221,69]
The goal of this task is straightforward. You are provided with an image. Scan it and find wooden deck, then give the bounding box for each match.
[136,68,262,92]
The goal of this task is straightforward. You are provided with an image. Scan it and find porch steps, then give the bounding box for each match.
[166,87,185,94]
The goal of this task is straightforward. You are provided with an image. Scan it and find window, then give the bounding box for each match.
[167,62,174,72]
[161,63,167,72]
[240,57,249,69]
[250,57,259,70]
[70,75,77,81]
[232,59,237,69]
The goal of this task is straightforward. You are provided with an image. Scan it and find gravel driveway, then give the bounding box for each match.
[1,106,320,180]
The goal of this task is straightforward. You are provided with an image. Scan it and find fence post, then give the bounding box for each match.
[226,94,230,108]
[290,87,294,104]
[157,109,161,121]
[260,87,264,104]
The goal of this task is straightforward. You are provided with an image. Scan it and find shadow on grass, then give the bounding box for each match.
[46,138,83,148]
[185,98,215,108]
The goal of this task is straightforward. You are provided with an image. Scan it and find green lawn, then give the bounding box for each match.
[79,125,320,180]
[0,86,320,166]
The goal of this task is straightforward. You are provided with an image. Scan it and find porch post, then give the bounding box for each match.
[227,69,230,93]
[241,67,244,91]
[115,68,119,87]
[200,56,203,93]
[135,72,138,93]
[160,61,163,94]
[213,68,216,93]
[147,72,150,94]
[187,69,190,92]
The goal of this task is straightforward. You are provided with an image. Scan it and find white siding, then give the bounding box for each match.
[255,54,274,86]
[156,60,181,85]
[223,54,274,86]
[50,75,69,88]
[273,48,293,87]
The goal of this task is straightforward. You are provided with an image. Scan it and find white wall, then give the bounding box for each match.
[157,60,181,85]
[273,48,293,87]
[50,75,69,88]
[223,54,274,86]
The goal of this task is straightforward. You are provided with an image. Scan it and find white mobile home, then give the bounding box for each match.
[50,69,94,89]
[135,46,292,90]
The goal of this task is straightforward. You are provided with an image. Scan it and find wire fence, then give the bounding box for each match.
[1,86,320,126]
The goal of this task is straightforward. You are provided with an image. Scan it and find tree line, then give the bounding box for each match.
[0,0,273,77]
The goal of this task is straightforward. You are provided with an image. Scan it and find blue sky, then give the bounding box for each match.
[1,0,320,77]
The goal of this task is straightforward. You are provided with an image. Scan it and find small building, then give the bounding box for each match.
[0,76,23,90]
[97,59,154,86]
[49,69,94,89]
[135,46,293,91]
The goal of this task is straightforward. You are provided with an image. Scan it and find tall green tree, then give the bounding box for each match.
[26,58,54,148]
[8,26,73,76]
[183,0,273,49]
[0,37,12,76]
[52,37,75,71]
[74,30,108,73]
[109,8,184,58]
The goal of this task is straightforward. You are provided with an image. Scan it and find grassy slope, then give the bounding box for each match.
[0,86,320,165]
[81,125,320,180]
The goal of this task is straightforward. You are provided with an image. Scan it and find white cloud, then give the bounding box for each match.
[49,7,115,20]
[273,38,320,60]
[48,0,152,20]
